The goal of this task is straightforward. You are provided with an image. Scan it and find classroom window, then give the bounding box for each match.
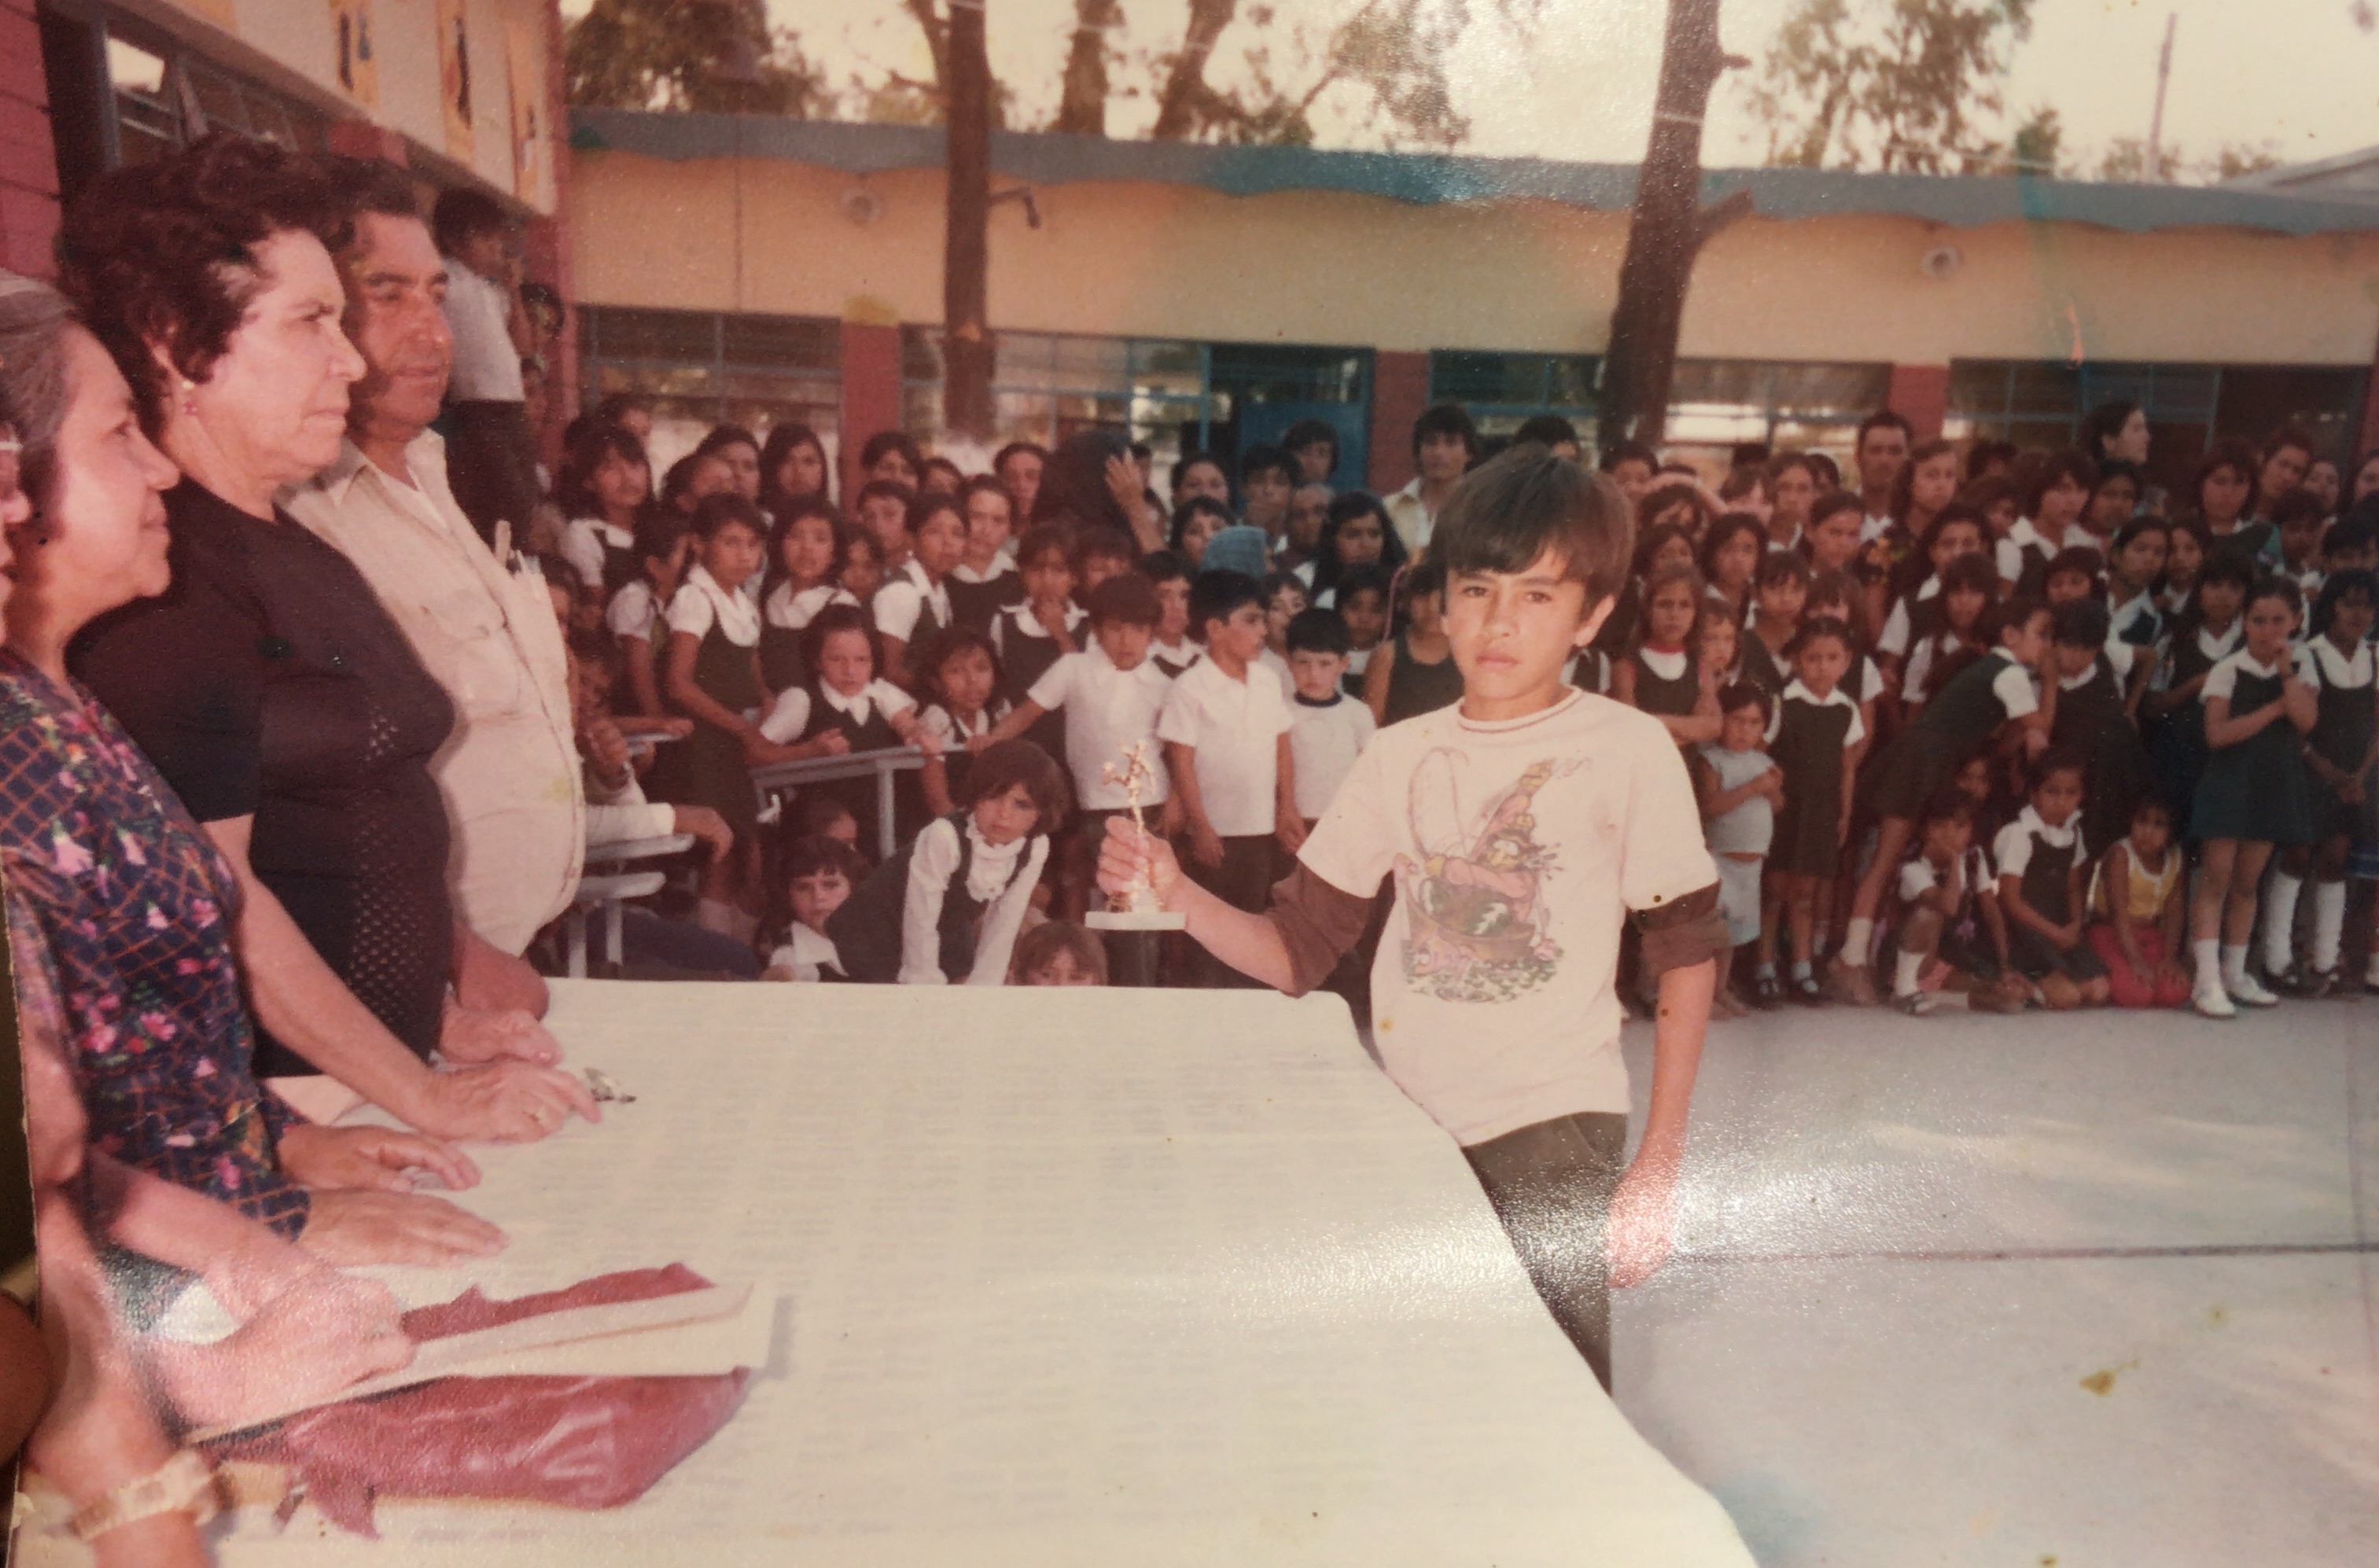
[581,307,841,477]
[1429,352,1600,440]
[1664,359,1891,475]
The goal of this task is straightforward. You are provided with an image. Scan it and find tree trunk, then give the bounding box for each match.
[1151,0,1237,141]
[1055,0,1121,135]
[1597,0,1745,452]
[943,0,993,439]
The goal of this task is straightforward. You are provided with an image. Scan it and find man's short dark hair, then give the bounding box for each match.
[319,155,422,241]
[963,738,1072,827]
[1072,525,1137,571]
[1597,440,1656,475]
[1239,444,1293,486]
[1136,548,1193,587]
[430,185,514,257]
[1189,569,1265,635]
[1513,414,1580,451]
[1281,418,1339,461]
[1085,570,1160,629]
[1286,606,1352,657]
[1855,409,1913,451]
[1411,403,1480,462]
[1431,446,1633,609]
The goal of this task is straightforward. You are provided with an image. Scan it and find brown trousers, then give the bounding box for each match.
[1461,1111,1630,1392]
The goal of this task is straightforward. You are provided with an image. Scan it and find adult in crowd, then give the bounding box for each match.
[429,186,540,545]
[2082,398,2151,474]
[759,420,834,516]
[282,158,585,994]
[1853,410,1912,541]
[59,134,595,1140]
[1384,402,1479,554]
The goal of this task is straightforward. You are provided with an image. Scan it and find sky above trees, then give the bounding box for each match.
[565,1,2378,175]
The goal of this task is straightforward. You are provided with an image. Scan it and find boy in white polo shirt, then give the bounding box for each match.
[979,572,1177,918]
[1158,569,1301,986]
[1099,449,1725,1389]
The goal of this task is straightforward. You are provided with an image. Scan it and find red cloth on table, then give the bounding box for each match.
[204,1264,753,1537]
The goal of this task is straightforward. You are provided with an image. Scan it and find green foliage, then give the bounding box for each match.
[564,0,824,115]
[1740,0,2035,174]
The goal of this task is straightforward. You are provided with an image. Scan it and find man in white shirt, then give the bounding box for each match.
[287,162,580,1015]
[1383,403,1479,555]
[431,186,541,547]
[1854,410,1913,543]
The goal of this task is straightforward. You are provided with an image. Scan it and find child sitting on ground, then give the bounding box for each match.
[1009,920,1108,985]
[761,836,868,982]
[1993,747,2112,1011]
[826,739,1071,985]
[1890,792,2024,1014]
[1696,683,1781,1014]
[2086,796,2191,1009]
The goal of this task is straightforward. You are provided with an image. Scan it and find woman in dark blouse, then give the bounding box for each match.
[58,134,593,1143]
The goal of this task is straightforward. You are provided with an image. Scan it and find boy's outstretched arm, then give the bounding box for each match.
[1097,816,1301,990]
[1607,952,1714,1290]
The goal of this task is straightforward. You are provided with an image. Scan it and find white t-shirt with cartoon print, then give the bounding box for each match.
[1295,690,1717,1145]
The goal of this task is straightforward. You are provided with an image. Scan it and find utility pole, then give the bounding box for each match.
[944,0,994,439]
[2143,13,2176,184]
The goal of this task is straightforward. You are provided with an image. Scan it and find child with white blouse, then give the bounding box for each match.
[761,836,867,982]
[1283,607,1375,827]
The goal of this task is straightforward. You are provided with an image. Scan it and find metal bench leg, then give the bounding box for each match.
[566,908,588,978]
[606,899,627,970]
[877,767,897,860]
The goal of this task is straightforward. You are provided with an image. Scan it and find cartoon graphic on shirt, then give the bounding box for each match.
[1394,753,1578,1003]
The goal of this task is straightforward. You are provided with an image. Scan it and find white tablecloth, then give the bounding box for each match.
[204,981,1751,1565]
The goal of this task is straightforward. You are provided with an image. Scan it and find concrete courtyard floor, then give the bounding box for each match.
[1612,996,2379,1566]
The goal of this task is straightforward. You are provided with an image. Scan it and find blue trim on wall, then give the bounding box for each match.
[569,109,2379,237]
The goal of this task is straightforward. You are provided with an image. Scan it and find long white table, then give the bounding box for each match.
[204,981,1751,1564]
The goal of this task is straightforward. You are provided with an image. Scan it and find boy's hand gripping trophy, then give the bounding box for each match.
[1086,740,1188,931]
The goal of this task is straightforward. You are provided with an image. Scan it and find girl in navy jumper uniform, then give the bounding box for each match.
[1833,598,2053,1003]
[759,499,858,692]
[2257,569,2379,994]
[1611,563,1722,745]
[2142,552,2251,837]
[2187,575,2318,1017]
[1762,617,1867,1003]
[754,603,940,854]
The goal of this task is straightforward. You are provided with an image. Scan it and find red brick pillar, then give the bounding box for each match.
[0,0,61,279]
[1368,350,1431,495]
[1887,363,1950,443]
[839,321,903,501]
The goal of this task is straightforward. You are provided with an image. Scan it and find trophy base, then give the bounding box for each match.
[1086,908,1188,932]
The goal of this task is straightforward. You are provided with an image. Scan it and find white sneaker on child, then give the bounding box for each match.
[2193,981,2237,1020]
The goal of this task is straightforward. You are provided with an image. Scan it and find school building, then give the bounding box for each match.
[565,109,2379,499]
[10,0,2379,502]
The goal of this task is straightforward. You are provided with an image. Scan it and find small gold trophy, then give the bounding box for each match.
[1085,739,1188,931]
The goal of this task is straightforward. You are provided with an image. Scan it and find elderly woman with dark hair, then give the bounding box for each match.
[57,134,595,1144]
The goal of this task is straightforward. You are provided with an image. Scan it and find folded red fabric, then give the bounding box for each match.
[205,1264,753,1537]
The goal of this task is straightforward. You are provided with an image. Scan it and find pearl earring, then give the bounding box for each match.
[179,377,197,418]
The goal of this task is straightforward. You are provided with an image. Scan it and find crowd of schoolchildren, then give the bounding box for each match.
[551,391,2379,1020]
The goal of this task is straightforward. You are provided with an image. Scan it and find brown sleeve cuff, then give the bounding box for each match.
[1269,862,1379,997]
[1635,881,1729,977]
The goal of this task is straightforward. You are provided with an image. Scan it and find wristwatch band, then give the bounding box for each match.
[70,1448,220,1541]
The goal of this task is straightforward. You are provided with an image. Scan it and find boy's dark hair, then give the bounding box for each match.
[1597,439,1656,475]
[1784,613,1852,661]
[1015,524,1073,572]
[963,738,1072,827]
[1411,402,1481,462]
[2051,596,2112,650]
[1239,443,1294,487]
[1939,550,2001,599]
[1136,547,1193,587]
[1286,605,1353,657]
[1981,594,2049,646]
[1755,547,1814,590]
[1189,569,1265,636]
[2313,567,2379,635]
[633,507,692,568]
[785,834,868,888]
[1169,494,1236,550]
[2044,545,2107,589]
[1261,569,1308,605]
[2271,487,2329,530]
[856,477,916,514]
[1918,789,1976,829]
[689,492,767,543]
[430,185,512,256]
[1335,562,1392,605]
[2024,448,2099,519]
[1855,409,1913,451]
[1513,414,1580,451]
[1717,681,1772,722]
[1010,919,1108,985]
[1280,418,1340,464]
[1431,446,1633,608]
[1071,525,1136,572]
[1085,571,1161,630]
[2322,515,2377,560]
[860,429,923,475]
[2032,745,2089,790]
[801,602,877,672]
